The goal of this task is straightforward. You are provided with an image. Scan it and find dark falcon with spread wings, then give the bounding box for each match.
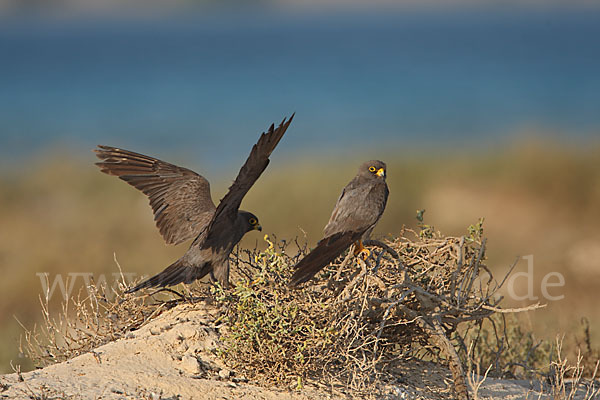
[94,115,294,293]
[290,160,388,286]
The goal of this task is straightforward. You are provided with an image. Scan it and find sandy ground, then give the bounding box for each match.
[0,302,588,399]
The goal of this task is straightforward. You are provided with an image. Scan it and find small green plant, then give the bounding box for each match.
[467,217,485,242]
[416,209,434,238]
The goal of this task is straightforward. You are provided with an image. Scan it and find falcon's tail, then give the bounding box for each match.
[290,231,362,287]
[126,259,211,294]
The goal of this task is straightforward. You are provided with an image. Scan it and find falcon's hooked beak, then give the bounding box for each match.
[376,168,385,178]
[255,224,262,232]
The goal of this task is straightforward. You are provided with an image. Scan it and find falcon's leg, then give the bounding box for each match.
[353,239,371,258]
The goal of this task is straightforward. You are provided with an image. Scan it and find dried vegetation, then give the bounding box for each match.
[19,218,600,399]
[213,217,546,399]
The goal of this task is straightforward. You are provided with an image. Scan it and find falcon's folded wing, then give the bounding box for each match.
[290,231,362,286]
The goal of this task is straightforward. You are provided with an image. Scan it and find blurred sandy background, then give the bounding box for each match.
[1,0,599,373]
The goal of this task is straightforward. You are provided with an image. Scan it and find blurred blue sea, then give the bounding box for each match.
[1,8,599,168]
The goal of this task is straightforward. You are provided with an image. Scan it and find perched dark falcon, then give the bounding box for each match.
[290,160,388,286]
[94,114,294,293]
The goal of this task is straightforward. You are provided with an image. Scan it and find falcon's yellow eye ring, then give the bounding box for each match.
[248,217,258,225]
[369,166,376,172]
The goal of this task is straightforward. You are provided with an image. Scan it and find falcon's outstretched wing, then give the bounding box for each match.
[94,146,216,245]
[209,114,294,226]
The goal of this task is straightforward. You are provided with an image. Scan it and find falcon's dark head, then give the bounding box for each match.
[238,211,262,233]
[359,160,386,180]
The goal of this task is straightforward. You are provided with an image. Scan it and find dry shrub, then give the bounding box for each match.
[214,218,542,398]
[549,337,600,400]
[461,313,552,380]
[18,259,170,367]
[574,318,600,380]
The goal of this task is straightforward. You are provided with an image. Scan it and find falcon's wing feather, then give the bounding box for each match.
[290,231,362,286]
[94,145,216,245]
[323,178,357,236]
[210,114,294,224]
[323,181,370,237]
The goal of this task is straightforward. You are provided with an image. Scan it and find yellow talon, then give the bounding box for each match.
[353,240,370,258]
